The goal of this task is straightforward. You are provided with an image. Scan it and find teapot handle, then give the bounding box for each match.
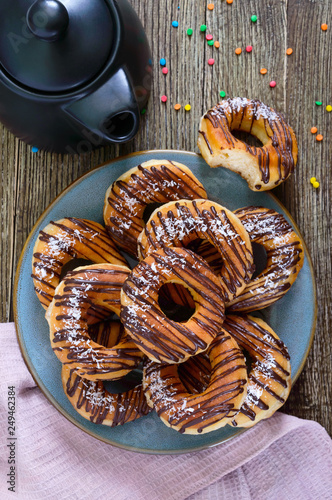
[63,68,140,145]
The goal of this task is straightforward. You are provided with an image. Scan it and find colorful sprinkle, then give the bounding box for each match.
[220,91,226,98]
[269,80,276,88]
[174,103,181,111]
[315,101,323,106]
[246,45,253,53]
[226,0,234,4]
[286,48,293,55]
[172,21,179,28]
[160,58,166,66]
[141,108,147,115]
[316,134,323,141]
[321,24,328,31]
[206,34,213,40]
[310,177,317,184]
[326,105,332,112]
[251,15,258,22]
[313,181,320,189]
[200,24,207,32]
[187,28,193,36]
[208,58,215,65]
[260,68,267,75]
[185,104,191,111]
[161,95,168,103]
[214,41,220,48]
[311,127,318,134]
[162,67,168,75]
[207,40,214,46]
[31,146,39,153]
[235,47,242,55]
[207,3,214,10]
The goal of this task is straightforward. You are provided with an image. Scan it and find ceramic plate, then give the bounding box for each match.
[14,150,317,454]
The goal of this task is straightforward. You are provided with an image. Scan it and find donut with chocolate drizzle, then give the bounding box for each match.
[62,320,151,426]
[137,199,254,303]
[143,331,247,434]
[103,159,207,257]
[198,98,298,191]
[47,264,144,381]
[32,217,127,309]
[120,247,226,364]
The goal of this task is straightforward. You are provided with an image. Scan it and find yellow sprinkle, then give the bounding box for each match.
[184,104,191,111]
[326,105,332,112]
[313,181,320,189]
[310,177,316,184]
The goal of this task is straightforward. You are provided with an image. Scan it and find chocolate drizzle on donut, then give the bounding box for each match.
[227,207,304,312]
[32,218,126,309]
[121,247,226,363]
[198,98,297,188]
[221,315,291,427]
[104,160,207,256]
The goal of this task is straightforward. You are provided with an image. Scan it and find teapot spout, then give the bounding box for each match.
[64,68,140,145]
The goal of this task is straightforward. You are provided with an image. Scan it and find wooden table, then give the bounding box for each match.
[1,0,331,435]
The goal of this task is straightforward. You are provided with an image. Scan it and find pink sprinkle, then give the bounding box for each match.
[161,95,168,103]
[162,67,168,75]
[246,45,253,53]
[208,58,215,66]
[269,80,276,88]
[206,34,213,40]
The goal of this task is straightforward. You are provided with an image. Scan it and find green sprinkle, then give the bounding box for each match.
[220,91,226,98]
[200,24,207,32]
[315,101,323,106]
[187,28,193,36]
[207,40,214,46]
[251,15,258,23]
[141,108,147,115]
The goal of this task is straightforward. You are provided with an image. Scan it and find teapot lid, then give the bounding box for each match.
[0,0,115,93]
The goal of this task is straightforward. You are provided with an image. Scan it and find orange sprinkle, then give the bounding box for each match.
[260,68,267,75]
[207,3,214,10]
[214,41,220,48]
[316,134,323,141]
[226,0,233,4]
[235,47,242,55]
[286,48,293,55]
[174,103,181,111]
[311,126,318,134]
[321,23,328,31]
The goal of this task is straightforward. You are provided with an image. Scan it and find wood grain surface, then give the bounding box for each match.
[1,0,331,434]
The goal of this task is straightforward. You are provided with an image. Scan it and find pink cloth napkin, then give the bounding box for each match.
[1,322,332,500]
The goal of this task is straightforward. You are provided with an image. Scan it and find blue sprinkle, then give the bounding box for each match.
[148,58,152,66]
[160,58,166,66]
[172,21,179,28]
[31,146,39,153]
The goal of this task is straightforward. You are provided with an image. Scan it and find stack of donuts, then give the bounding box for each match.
[31,100,303,435]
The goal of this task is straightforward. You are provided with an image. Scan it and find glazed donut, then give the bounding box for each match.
[62,365,151,426]
[32,217,127,309]
[62,319,150,426]
[47,264,144,381]
[143,332,247,434]
[227,207,304,312]
[198,98,298,191]
[137,199,254,302]
[103,159,207,257]
[221,315,291,428]
[120,247,226,364]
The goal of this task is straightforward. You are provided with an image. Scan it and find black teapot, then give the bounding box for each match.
[0,0,152,153]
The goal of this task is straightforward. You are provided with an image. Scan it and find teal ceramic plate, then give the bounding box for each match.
[14,150,317,454]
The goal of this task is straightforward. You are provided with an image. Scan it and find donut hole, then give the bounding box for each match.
[231,129,264,148]
[251,242,267,279]
[104,368,143,394]
[60,258,94,281]
[158,284,196,322]
[143,202,165,224]
[178,355,211,394]
[188,239,223,274]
